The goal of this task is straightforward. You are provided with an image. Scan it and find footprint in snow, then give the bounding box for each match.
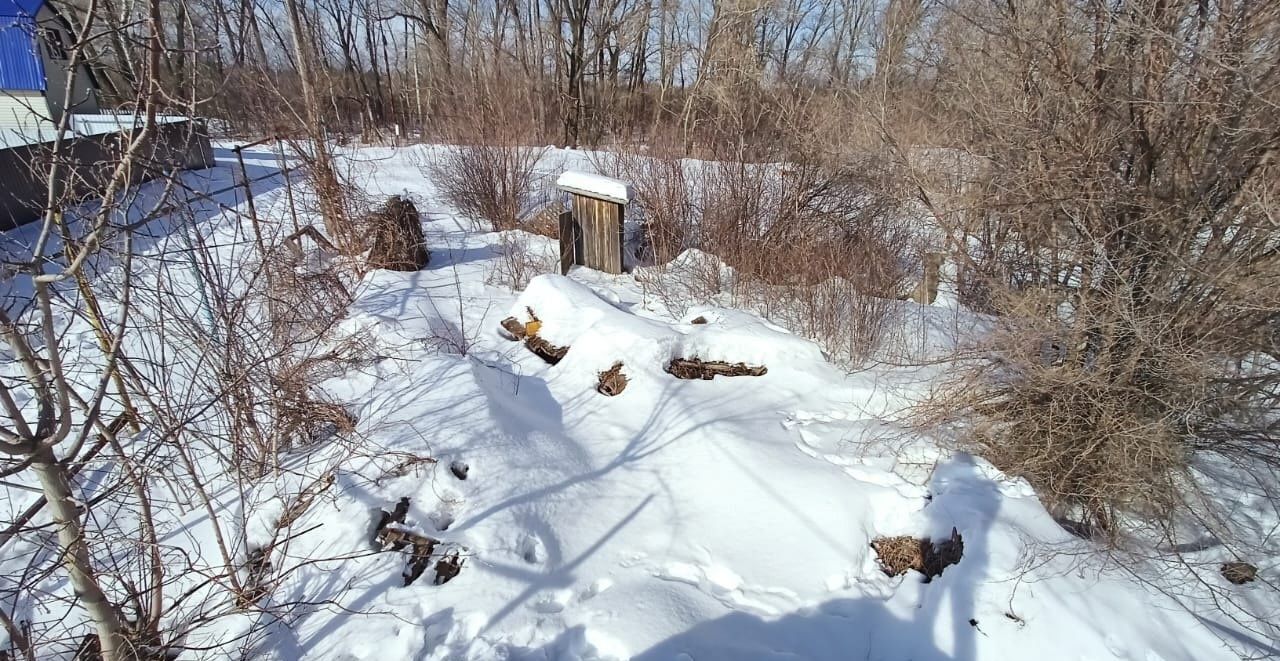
[429,491,463,531]
[580,578,613,601]
[533,589,574,613]
[653,562,795,617]
[842,465,928,499]
[517,533,545,564]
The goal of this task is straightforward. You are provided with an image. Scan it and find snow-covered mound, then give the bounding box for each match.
[249,264,1256,660]
[2,144,1274,661]
[505,274,825,386]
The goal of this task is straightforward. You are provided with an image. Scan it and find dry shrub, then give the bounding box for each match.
[422,103,548,232]
[916,0,1280,542]
[488,232,554,290]
[607,143,915,364]
[942,337,1190,532]
[1221,562,1258,586]
[594,147,696,264]
[700,153,913,364]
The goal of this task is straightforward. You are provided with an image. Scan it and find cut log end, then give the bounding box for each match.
[499,317,527,341]
[597,362,629,396]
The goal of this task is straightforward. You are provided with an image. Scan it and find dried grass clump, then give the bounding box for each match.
[278,398,358,448]
[524,205,562,239]
[365,195,429,271]
[1221,562,1257,585]
[871,528,964,581]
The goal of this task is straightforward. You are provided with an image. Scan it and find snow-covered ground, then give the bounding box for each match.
[2,144,1277,660]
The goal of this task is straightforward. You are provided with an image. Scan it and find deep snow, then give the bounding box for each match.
[1,143,1277,660]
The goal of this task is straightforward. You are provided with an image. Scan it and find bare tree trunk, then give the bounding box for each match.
[282,0,352,250]
[30,450,130,660]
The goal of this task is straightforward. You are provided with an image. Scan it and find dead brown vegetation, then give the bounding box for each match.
[1221,562,1258,586]
[422,110,548,233]
[365,196,429,271]
[871,528,964,581]
[912,0,1280,541]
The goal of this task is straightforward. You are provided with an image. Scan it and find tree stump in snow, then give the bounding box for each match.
[366,196,429,271]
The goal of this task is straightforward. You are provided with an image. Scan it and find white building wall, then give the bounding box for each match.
[0,90,53,135]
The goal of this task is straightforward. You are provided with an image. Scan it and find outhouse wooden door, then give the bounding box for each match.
[570,193,624,274]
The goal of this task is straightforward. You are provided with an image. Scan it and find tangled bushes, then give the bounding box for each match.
[918,0,1280,541]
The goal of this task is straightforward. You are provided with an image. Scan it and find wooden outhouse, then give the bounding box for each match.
[555,170,631,275]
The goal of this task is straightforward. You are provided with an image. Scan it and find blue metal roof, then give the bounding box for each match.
[0,0,43,14]
[0,0,46,91]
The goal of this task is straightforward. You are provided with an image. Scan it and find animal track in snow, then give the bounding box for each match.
[533,589,574,613]
[580,578,614,601]
[429,488,464,531]
[517,533,545,564]
[651,561,798,617]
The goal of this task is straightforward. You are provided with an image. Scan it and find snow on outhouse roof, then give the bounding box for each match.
[556,170,631,205]
[0,0,46,92]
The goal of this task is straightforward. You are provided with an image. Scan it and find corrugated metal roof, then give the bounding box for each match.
[0,2,44,92]
[0,1,44,15]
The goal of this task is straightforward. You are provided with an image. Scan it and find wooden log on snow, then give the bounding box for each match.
[525,335,569,365]
[499,316,528,340]
[665,358,767,380]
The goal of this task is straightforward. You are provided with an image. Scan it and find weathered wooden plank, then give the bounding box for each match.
[564,192,625,275]
[558,210,577,274]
